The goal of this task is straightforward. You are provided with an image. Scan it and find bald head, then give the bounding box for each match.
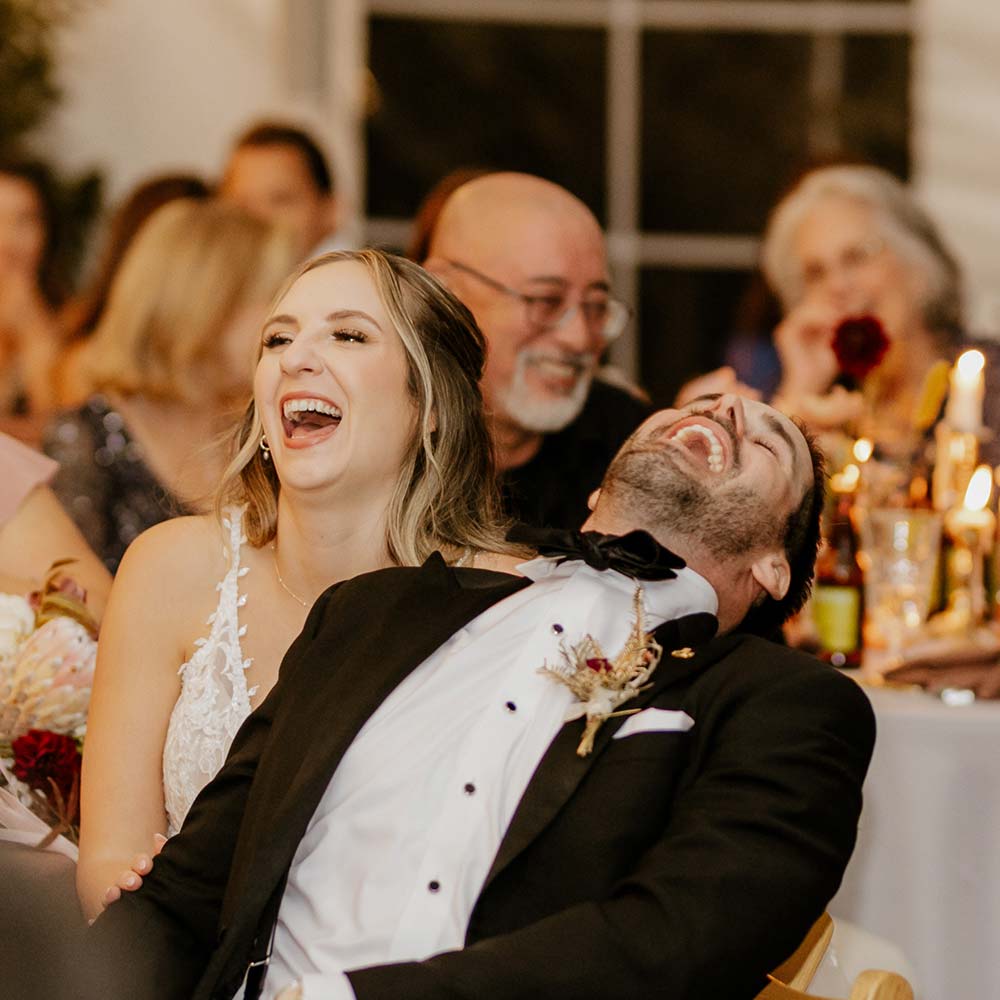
[424,173,613,440]
[428,173,602,266]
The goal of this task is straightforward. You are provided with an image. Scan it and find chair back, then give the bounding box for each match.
[770,911,833,989]
[756,969,914,1000]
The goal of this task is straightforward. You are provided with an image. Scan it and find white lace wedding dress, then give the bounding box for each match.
[161,507,256,836]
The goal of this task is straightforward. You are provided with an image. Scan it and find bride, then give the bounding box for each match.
[76,249,521,920]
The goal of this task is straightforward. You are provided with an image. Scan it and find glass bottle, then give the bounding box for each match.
[812,490,864,668]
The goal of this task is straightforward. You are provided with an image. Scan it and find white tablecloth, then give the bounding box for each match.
[831,683,1000,1000]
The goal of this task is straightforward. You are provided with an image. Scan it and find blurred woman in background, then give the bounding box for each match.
[0,160,67,430]
[42,198,295,572]
[760,164,1000,458]
[54,172,210,406]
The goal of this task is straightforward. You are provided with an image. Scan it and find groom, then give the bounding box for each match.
[83,393,874,1000]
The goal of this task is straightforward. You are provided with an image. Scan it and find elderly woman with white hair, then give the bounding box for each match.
[761,163,999,460]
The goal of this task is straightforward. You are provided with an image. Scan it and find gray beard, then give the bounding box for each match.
[602,447,781,560]
[496,350,593,434]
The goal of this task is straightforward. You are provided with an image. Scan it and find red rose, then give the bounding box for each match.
[11,729,82,805]
[832,315,890,381]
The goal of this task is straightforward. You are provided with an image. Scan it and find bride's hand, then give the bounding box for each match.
[100,832,167,911]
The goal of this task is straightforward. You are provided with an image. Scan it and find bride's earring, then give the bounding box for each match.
[260,435,271,461]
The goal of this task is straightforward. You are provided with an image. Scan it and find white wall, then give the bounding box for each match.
[36,0,312,205]
[913,0,1000,337]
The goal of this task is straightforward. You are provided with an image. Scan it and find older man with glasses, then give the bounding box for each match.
[423,172,649,530]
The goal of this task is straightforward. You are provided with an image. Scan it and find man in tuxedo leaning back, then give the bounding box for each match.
[80,392,875,1000]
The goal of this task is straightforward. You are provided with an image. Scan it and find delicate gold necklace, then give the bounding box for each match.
[270,543,309,608]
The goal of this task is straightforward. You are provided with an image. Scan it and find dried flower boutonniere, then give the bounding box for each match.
[540,588,663,757]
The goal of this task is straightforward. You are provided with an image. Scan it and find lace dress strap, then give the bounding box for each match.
[161,506,254,835]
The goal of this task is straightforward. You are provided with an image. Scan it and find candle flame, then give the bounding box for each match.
[963,465,992,511]
[831,463,860,493]
[852,438,873,463]
[956,349,985,379]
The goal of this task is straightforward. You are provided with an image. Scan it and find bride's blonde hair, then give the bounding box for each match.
[215,249,513,564]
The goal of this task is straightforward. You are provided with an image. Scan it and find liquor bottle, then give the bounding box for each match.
[812,491,864,668]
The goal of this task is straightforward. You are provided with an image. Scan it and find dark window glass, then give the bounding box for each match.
[839,34,911,179]
[638,268,762,407]
[366,18,606,221]
[641,32,812,233]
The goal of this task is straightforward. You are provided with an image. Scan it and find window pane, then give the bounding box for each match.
[366,17,606,221]
[638,268,765,407]
[641,31,812,233]
[840,34,911,178]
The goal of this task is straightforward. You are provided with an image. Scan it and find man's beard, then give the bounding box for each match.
[602,443,781,560]
[497,347,594,434]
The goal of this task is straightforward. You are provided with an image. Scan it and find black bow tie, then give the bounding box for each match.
[507,525,686,581]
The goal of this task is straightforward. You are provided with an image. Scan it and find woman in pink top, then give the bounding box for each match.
[0,431,110,616]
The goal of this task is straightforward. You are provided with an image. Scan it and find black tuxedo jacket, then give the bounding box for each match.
[84,554,875,1000]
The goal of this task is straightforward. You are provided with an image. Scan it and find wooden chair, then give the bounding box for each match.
[760,912,915,1000]
[756,969,914,1000]
[770,912,834,989]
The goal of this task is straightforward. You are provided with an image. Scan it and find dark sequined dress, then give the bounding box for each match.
[42,395,187,573]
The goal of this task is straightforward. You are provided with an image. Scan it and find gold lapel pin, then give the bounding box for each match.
[670,647,695,659]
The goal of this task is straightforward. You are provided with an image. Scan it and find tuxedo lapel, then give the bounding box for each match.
[221,555,531,931]
[479,610,720,898]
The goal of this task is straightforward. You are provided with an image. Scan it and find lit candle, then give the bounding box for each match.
[945,349,985,432]
[946,465,995,541]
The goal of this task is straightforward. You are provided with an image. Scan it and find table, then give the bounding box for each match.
[830,683,1000,1000]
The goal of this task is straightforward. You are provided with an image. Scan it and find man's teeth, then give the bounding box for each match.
[673,425,725,473]
[282,398,342,421]
[531,358,581,378]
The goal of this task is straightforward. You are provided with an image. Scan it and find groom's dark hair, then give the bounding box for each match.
[740,420,826,635]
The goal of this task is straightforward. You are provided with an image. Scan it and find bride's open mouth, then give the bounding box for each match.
[280,395,343,447]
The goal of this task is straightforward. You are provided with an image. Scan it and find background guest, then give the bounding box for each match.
[55,172,211,407]
[423,172,649,529]
[762,164,1000,460]
[0,160,68,433]
[42,198,295,572]
[0,431,110,618]
[219,120,339,259]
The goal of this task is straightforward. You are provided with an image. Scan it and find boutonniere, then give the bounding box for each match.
[540,588,663,757]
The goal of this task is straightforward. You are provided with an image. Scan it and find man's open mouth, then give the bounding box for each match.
[663,419,730,474]
[281,397,343,442]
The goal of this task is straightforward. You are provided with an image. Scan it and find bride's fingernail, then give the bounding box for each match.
[125,874,138,888]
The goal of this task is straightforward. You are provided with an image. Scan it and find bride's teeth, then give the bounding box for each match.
[282,398,342,420]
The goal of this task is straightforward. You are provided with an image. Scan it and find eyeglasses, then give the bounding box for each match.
[801,236,886,290]
[446,259,631,344]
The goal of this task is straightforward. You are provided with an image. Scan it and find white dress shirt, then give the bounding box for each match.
[262,557,718,999]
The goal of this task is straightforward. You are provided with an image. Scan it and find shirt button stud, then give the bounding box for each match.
[504,701,517,713]
[464,782,476,795]
[551,623,564,634]
[428,880,441,893]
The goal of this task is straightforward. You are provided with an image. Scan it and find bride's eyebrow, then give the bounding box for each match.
[262,313,298,333]
[325,309,383,332]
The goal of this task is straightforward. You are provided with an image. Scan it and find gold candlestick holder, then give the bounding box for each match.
[932,423,979,513]
[939,467,996,631]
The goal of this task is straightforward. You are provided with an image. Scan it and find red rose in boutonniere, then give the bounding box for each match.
[832,315,890,384]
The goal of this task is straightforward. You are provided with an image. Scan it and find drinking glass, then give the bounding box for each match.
[860,509,942,656]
